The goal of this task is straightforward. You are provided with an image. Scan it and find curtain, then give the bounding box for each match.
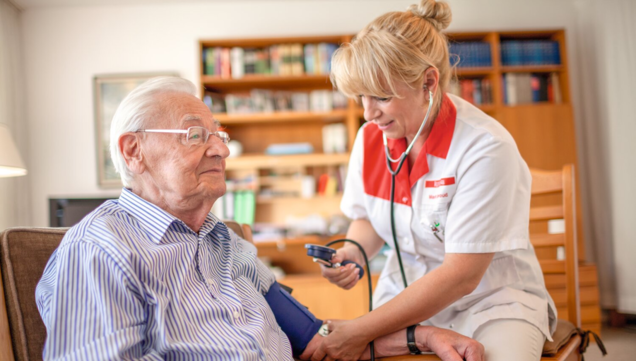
[0,0,30,229]
[573,0,636,312]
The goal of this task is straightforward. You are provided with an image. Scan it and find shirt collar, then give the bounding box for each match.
[118,188,222,244]
[424,93,456,160]
[384,94,457,185]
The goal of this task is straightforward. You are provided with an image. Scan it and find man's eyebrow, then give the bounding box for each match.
[182,115,202,123]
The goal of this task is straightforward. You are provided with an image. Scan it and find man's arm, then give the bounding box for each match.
[361,325,484,361]
[263,282,323,357]
[36,242,160,360]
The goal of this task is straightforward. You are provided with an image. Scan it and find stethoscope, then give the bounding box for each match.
[384,88,437,289]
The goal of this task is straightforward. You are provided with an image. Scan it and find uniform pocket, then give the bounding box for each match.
[419,203,450,243]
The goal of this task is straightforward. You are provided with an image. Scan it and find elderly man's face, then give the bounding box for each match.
[140,92,230,205]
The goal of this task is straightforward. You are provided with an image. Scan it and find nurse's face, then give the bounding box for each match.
[359,80,429,142]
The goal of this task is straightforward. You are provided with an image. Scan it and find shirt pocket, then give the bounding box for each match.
[418,202,451,243]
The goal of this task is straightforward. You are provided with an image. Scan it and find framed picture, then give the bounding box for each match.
[94,73,177,188]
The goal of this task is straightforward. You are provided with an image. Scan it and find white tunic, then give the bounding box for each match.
[341,94,557,340]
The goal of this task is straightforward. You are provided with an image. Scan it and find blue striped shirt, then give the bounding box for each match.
[36,188,293,361]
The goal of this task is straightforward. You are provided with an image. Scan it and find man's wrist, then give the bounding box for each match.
[414,326,433,353]
[406,325,421,355]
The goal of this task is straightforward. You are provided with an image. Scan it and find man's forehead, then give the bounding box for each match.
[180,114,221,128]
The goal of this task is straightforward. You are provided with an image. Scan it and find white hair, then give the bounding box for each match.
[109,76,198,187]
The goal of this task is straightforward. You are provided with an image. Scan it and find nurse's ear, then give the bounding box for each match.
[422,67,439,100]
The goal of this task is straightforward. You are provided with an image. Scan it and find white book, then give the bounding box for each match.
[230,47,244,79]
[505,73,518,105]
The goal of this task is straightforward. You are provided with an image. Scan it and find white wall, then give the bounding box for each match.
[0,0,30,230]
[20,0,579,227]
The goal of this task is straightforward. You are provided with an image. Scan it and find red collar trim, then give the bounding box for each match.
[362,94,456,205]
[409,94,456,184]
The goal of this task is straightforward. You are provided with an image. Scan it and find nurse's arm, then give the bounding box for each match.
[313,253,493,359]
[320,219,385,289]
[361,252,494,339]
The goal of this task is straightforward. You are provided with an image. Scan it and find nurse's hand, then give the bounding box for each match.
[320,246,363,290]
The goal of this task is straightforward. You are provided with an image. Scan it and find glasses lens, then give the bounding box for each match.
[215,131,230,144]
[187,127,208,145]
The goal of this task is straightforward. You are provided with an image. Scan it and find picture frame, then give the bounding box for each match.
[93,72,178,188]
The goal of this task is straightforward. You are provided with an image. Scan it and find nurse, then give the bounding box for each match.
[314,1,557,361]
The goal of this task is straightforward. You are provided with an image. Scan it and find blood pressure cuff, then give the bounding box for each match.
[264,281,323,356]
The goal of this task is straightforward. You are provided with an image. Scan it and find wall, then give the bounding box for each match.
[0,0,30,230]
[20,0,579,227]
[572,0,636,313]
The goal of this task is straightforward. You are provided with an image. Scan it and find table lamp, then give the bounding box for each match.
[0,123,27,177]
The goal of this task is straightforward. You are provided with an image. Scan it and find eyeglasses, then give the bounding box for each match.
[136,126,230,145]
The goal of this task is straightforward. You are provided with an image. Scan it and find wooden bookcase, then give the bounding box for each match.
[199,31,600,332]
[199,35,357,227]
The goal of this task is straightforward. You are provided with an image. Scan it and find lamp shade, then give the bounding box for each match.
[0,124,27,178]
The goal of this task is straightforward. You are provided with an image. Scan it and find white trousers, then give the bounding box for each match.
[473,319,546,361]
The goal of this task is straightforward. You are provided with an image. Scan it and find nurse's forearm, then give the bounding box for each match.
[344,219,385,264]
[354,252,494,341]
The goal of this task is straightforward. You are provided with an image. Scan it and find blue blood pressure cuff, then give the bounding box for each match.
[264,281,323,356]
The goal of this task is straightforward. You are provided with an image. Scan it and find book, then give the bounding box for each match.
[230,47,244,79]
[265,143,314,155]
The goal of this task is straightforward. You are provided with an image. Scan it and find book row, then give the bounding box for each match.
[203,43,339,78]
[448,78,493,105]
[204,89,348,114]
[501,40,561,66]
[449,42,492,68]
[503,72,562,105]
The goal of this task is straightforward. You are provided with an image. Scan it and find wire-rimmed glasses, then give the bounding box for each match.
[137,126,230,145]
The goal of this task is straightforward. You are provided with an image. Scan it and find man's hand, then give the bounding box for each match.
[417,326,485,361]
[298,333,324,360]
[310,319,369,361]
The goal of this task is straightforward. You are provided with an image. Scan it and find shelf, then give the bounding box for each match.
[502,102,569,109]
[225,153,350,170]
[500,65,563,73]
[455,67,495,76]
[216,110,348,125]
[202,74,332,90]
[257,194,342,204]
[477,104,496,112]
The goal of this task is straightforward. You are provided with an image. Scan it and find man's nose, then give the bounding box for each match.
[205,138,230,159]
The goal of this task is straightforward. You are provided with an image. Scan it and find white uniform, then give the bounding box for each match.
[341,94,557,342]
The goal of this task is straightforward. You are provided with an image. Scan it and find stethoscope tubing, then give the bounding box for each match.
[384,89,434,289]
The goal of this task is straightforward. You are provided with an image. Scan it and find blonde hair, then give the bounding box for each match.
[330,0,452,105]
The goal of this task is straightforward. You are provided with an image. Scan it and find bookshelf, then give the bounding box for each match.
[198,31,599,332]
[198,29,578,233]
[199,35,356,230]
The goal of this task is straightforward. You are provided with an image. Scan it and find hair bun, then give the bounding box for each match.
[407,0,452,31]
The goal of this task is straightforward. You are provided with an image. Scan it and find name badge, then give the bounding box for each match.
[423,176,457,203]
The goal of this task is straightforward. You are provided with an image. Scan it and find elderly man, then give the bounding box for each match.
[36,77,483,361]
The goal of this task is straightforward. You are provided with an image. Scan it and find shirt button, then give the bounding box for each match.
[233,311,240,319]
[449,324,454,329]
[402,197,409,203]
[403,237,410,244]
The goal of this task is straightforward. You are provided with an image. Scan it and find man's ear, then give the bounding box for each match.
[119,133,145,175]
